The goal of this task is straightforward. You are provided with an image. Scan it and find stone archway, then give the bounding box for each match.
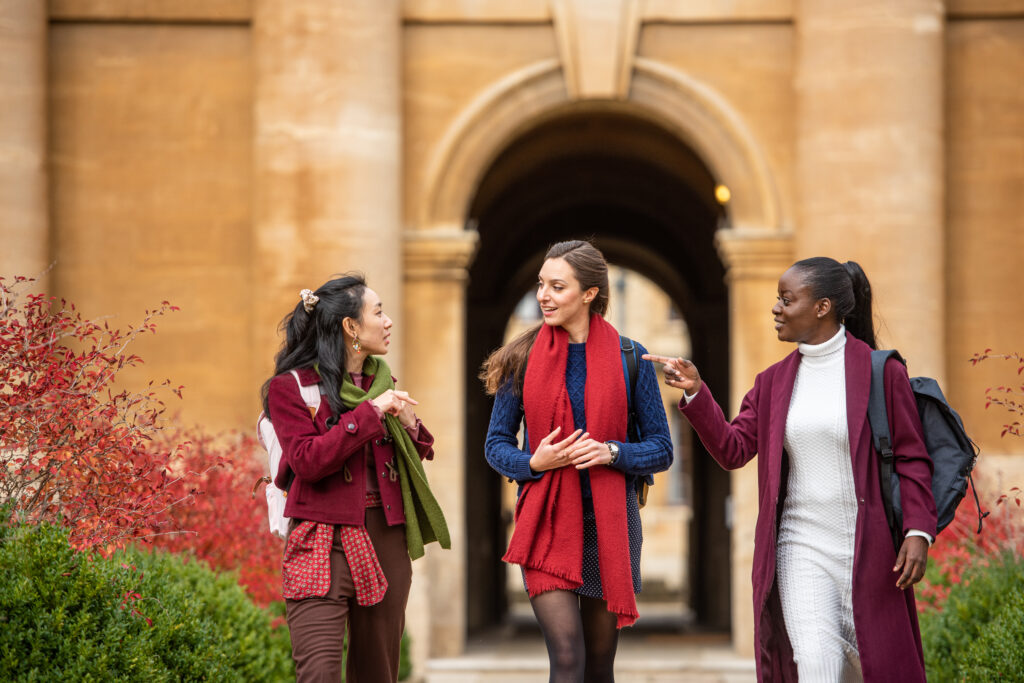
[463,108,732,636]
[417,59,785,234]
[402,58,793,661]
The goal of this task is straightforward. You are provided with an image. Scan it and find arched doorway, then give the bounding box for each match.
[463,107,732,637]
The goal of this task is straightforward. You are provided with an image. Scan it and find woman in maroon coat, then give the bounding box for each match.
[645,258,937,682]
[261,275,443,682]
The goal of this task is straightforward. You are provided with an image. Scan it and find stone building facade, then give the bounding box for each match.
[2,0,1023,674]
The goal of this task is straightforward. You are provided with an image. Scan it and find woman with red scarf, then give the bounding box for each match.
[482,240,673,683]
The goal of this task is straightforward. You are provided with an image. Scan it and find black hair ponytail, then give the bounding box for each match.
[792,256,877,349]
[842,261,876,349]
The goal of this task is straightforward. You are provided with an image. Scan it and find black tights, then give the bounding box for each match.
[529,589,620,683]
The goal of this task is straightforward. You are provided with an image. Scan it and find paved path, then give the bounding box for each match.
[423,631,756,683]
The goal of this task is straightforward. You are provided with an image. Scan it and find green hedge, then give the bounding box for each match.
[921,551,1024,681]
[0,521,293,681]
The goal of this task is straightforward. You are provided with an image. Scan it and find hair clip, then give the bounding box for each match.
[300,288,319,312]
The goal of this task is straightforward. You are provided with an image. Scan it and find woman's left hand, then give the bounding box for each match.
[570,438,615,469]
[397,399,418,429]
[893,535,929,589]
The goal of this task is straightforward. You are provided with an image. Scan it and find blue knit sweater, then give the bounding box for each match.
[484,339,674,495]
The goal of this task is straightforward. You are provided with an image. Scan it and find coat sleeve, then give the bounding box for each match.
[884,358,938,537]
[609,341,673,476]
[678,375,762,471]
[267,373,386,483]
[410,420,435,461]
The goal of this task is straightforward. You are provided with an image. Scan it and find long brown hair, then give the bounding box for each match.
[479,240,610,395]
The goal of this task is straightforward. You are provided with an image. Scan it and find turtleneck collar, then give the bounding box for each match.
[798,325,846,358]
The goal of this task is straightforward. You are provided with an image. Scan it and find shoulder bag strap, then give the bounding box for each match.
[868,349,905,551]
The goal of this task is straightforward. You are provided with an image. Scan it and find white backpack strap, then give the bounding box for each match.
[289,369,322,410]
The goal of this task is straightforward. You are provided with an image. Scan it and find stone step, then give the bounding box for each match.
[422,635,756,683]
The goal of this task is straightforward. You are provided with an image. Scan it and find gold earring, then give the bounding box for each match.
[352,337,361,352]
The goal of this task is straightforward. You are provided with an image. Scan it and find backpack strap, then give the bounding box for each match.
[277,370,323,492]
[868,349,906,551]
[620,336,640,442]
[620,336,655,497]
[289,369,323,410]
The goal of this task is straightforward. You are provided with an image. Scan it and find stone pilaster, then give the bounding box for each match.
[252,0,404,376]
[402,228,478,665]
[796,0,945,379]
[0,1,48,288]
[715,229,794,658]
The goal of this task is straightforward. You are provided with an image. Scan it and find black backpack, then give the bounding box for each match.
[867,349,986,551]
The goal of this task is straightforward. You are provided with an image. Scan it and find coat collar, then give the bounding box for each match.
[844,331,872,464]
[292,365,378,388]
[294,367,321,386]
[768,350,801,467]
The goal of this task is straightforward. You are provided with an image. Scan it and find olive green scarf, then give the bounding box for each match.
[339,356,450,560]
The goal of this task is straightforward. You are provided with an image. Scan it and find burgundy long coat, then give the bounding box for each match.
[680,332,936,682]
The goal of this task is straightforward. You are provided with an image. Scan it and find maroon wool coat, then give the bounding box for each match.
[679,333,936,682]
[267,367,434,527]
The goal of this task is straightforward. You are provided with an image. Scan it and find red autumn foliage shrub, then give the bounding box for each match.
[151,428,283,607]
[0,275,281,605]
[918,350,1024,611]
[0,276,199,554]
[969,349,1024,438]
[917,487,1024,611]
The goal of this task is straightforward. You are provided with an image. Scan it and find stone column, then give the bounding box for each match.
[0,1,48,288]
[715,229,794,658]
[402,229,478,666]
[795,0,945,378]
[252,0,404,376]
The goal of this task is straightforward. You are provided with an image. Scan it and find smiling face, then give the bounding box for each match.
[345,287,392,356]
[536,257,597,331]
[771,267,837,344]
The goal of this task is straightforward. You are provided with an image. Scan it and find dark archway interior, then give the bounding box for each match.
[464,108,732,637]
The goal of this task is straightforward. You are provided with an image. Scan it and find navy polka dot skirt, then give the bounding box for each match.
[524,477,643,598]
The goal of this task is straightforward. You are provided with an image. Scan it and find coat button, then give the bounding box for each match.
[386,505,391,510]
[347,423,355,429]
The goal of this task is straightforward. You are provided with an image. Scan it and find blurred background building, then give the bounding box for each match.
[2,0,1022,679]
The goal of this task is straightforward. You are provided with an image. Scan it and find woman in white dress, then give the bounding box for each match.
[645,257,936,681]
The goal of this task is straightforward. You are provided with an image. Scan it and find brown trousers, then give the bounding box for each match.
[285,509,412,683]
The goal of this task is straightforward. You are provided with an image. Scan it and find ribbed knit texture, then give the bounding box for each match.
[777,327,864,681]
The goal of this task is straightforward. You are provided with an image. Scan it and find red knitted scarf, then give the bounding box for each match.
[503,313,638,628]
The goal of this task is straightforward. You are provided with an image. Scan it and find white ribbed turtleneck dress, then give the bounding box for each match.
[777,327,863,682]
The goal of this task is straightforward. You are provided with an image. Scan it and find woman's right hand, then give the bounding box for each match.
[372,389,418,417]
[642,354,703,395]
[529,426,586,472]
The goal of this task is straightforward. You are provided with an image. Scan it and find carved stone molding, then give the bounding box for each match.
[420,57,787,236]
[715,229,794,283]
[403,227,479,282]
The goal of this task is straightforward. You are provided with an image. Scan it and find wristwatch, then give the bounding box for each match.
[606,441,620,465]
